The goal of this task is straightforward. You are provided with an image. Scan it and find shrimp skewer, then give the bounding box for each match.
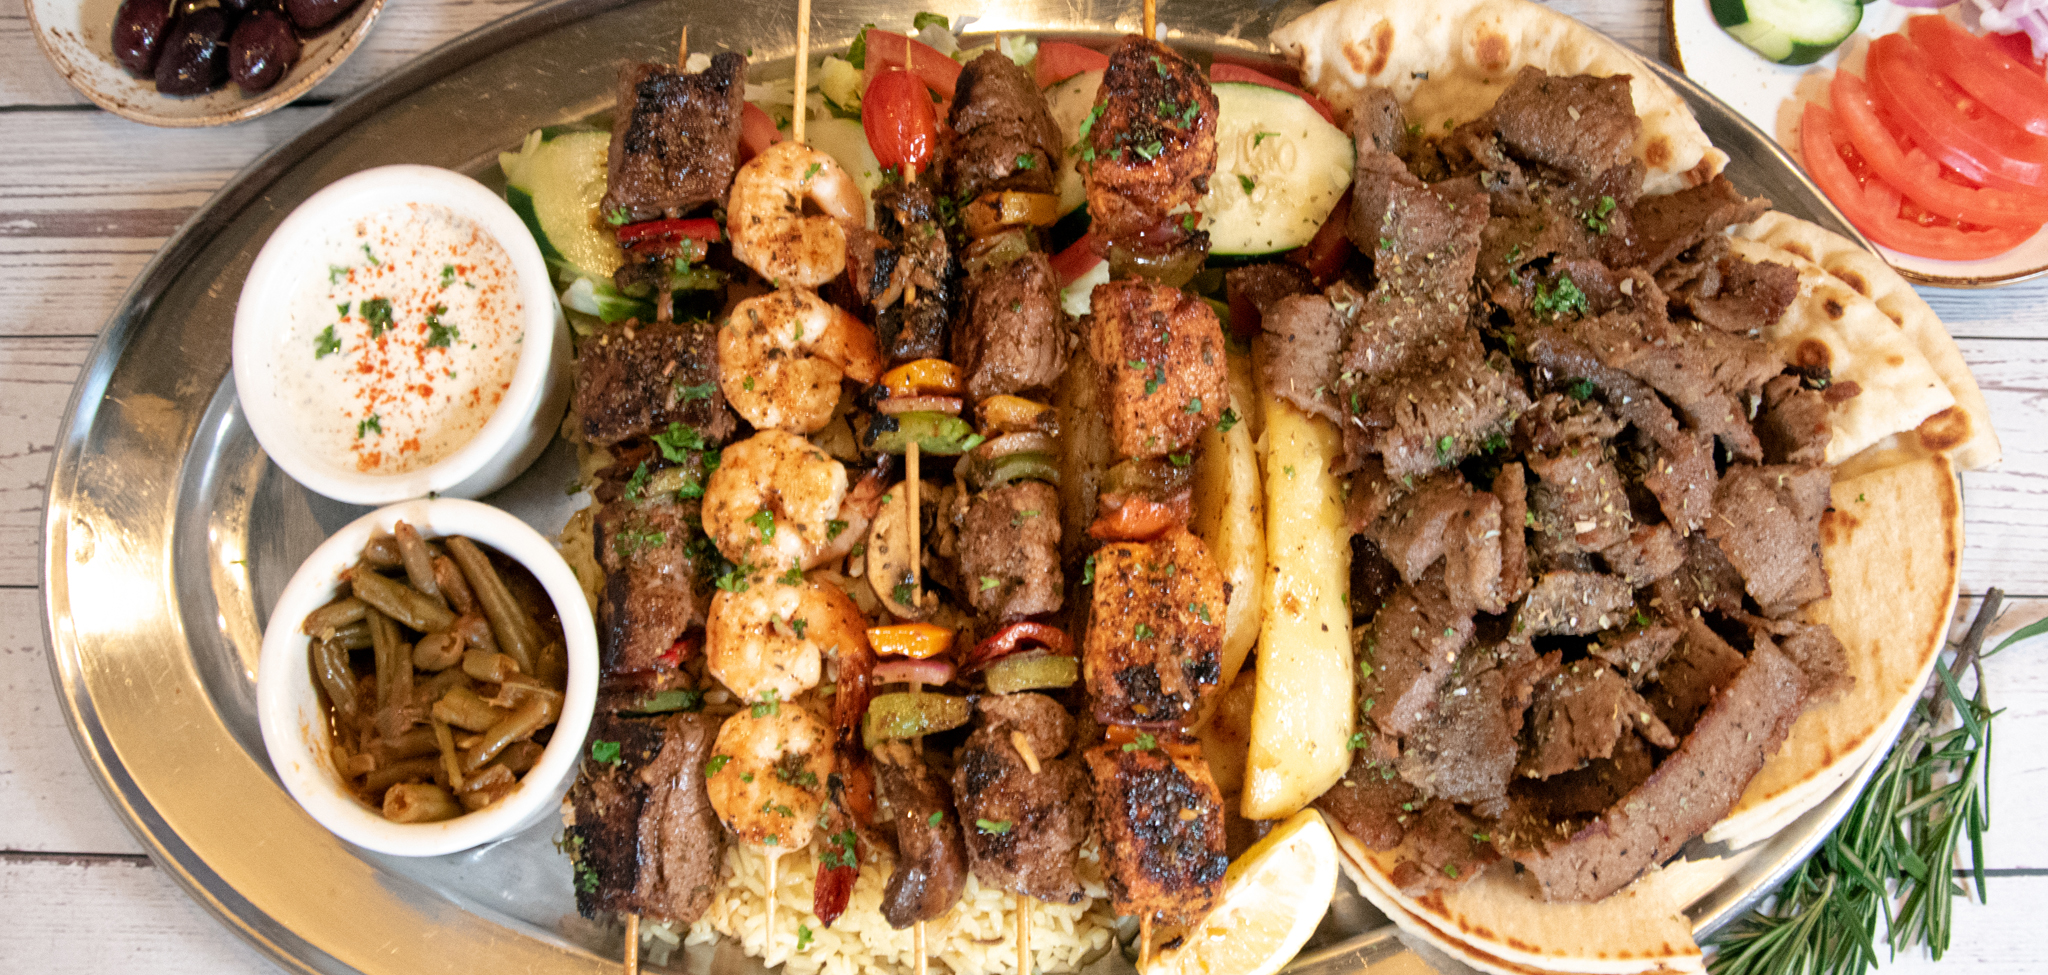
[705,700,834,966]
[718,289,884,435]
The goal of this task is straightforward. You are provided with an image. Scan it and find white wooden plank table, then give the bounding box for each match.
[0,0,2043,971]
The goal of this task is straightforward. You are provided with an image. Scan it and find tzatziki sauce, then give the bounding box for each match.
[278,203,524,475]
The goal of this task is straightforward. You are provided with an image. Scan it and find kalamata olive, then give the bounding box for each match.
[284,0,359,32]
[218,0,261,15]
[228,10,299,94]
[111,0,176,77]
[153,6,232,96]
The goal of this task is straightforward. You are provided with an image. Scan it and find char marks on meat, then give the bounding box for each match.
[603,53,747,224]
[949,51,1066,203]
[855,181,960,363]
[874,746,970,929]
[595,493,705,676]
[957,248,1069,400]
[953,694,1094,903]
[569,712,725,925]
[1087,279,1229,459]
[1083,742,1229,925]
[575,319,737,446]
[1083,530,1228,727]
[1082,37,1219,245]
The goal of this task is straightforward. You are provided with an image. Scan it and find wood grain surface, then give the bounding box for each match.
[0,1,2041,973]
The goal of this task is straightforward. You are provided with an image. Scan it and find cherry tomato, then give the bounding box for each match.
[1035,40,1109,88]
[1830,70,2048,228]
[1211,62,1337,125]
[1802,103,2040,260]
[863,67,939,176]
[1908,15,2048,137]
[739,101,781,163]
[1867,33,2048,191]
[860,29,960,100]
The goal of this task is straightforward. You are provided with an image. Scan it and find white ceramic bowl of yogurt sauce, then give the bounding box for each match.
[234,164,568,505]
[256,497,597,856]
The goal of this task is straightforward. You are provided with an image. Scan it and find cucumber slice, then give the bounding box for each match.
[1199,83,1355,257]
[805,115,885,227]
[1712,0,1861,66]
[1046,69,1104,218]
[499,129,624,282]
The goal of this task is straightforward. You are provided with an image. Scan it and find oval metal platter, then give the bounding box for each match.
[41,0,1884,972]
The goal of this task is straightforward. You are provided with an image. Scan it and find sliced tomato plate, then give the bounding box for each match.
[1672,0,2048,286]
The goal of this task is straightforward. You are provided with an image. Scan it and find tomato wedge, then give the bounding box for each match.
[1988,28,2048,73]
[1829,70,2048,227]
[1866,33,2048,191]
[617,217,723,257]
[1286,190,1354,286]
[1907,15,2048,137]
[860,29,960,100]
[739,101,781,163]
[1803,102,2039,260]
[1050,232,1104,286]
[863,67,938,176]
[1036,40,1109,88]
[1211,63,1338,125]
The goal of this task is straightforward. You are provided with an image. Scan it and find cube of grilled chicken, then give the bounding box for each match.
[1083,529,1227,727]
[1080,36,1218,245]
[1086,280,1228,459]
[1082,740,1229,925]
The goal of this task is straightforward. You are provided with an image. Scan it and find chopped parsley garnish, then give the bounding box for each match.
[826,518,850,540]
[1016,153,1036,170]
[360,243,380,266]
[802,162,822,183]
[314,325,340,359]
[1082,554,1096,586]
[438,264,456,289]
[705,754,731,777]
[328,265,348,285]
[424,304,458,348]
[748,509,777,541]
[976,818,1013,835]
[1237,174,1256,194]
[624,461,650,503]
[927,810,944,827]
[613,525,668,558]
[796,924,814,951]
[336,302,350,318]
[778,563,804,586]
[652,422,711,461]
[1184,396,1203,414]
[575,862,599,893]
[1134,623,1155,640]
[589,740,622,764]
[1191,602,1211,623]
[751,689,782,718]
[894,582,918,606]
[1218,407,1240,433]
[980,576,1002,591]
[1168,452,1192,467]
[1436,435,1456,463]
[1532,275,1589,320]
[1567,378,1597,401]
[791,617,809,639]
[1584,195,1617,234]
[361,297,394,338]
[1013,509,1040,525]
[1346,732,1368,751]
[676,380,716,401]
[356,415,382,439]
[1253,131,1277,148]
[1121,733,1158,752]
[1134,140,1165,161]
[605,206,630,226]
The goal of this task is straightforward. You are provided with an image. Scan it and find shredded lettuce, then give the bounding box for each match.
[997,32,1038,68]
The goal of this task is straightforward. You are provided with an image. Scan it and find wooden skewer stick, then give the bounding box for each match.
[791,0,812,145]
[1142,0,1157,40]
[677,26,688,67]
[907,445,922,604]
[1019,896,1033,975]
[1139,915,1154,972]
[765,847,783,966]
[624,912,641,975]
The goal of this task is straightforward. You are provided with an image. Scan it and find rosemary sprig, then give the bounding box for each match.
[1708,590,2038,975]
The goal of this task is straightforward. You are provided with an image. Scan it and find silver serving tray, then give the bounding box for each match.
[41,1,1882,972]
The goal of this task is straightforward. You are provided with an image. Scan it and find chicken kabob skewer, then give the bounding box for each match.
[1073,6,1234,968]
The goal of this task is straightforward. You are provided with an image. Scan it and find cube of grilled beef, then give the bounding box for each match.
[1360,577,1476,738]
[1350,341,1530,482]
[1755,374,1831,466]
[850,181,960,363]
[1748,616,1853,705]
[602,53,747,223]
[1084,529,1228,726]
[1486,68,1640,182]
[1083,742,1230,925]
[569,711,725,925]
[949,51,1066,203]
[1600,523,1685,586]
[873,744,969,929]
[1644,618,1747,736]
[1513,570,1636,637]
[1087,279,1228,459]
[1508,636,1806,902]
[1397,642,1558,816]
[957,249,1068,400]
[1258,293,1344,427]
[1651,534,1749,621]
[1388,801,1505,895]
[1494,463,1533,605]
[953,694,1094,903]
[1081,37,1218,245]
[1657,235,1801,332]
[595,494,705,677]
[1624,175,1771,273]
[1591,624,1682,685]
[957,480,1063,621]
[1518,661,1677,781]
[574,318,737,446]
[1316,747,1421,850]
[1531,730,1657,820]
[1705,464,1833,616]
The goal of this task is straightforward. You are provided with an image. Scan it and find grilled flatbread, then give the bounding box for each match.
[1270,0,1724,195]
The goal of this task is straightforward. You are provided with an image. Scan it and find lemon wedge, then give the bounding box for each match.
[1144,808,1339,975]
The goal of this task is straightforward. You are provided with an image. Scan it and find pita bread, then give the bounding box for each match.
[1732,211,2002,476]
[1725,236,1956,464]
[1708,456,1963,844]
[1269,0,1724,195]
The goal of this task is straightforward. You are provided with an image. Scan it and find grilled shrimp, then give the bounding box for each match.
[703,430,855,570]
[728,141,864,289]
[718,288,885,434]
[707,703,835,849]
[707,577,871,704]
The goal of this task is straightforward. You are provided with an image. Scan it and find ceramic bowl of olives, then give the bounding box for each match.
[25,0,384,126]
